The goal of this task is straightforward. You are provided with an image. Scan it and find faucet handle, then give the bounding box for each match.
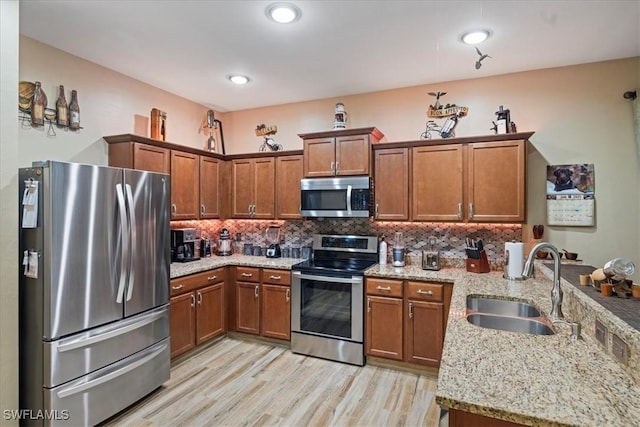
[552,319,581,340]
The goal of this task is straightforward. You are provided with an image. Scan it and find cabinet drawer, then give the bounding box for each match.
[170,268,225,296]
[366,278,403,297]
[406,281,443,302]
[235,266,260,283]
[262,269,291,286]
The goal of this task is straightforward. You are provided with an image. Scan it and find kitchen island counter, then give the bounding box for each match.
[365,263,640,426]
[170,254,303,279]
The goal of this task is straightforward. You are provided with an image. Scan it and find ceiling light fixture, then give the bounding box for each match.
[228,75,250,85]
[266,2,301,24]
[460,29,491,45]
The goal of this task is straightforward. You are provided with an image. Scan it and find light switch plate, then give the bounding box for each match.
[612,334,628,365]
[595,319,607,347]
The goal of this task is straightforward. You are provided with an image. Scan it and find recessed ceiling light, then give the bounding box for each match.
[229,75,250,85]
[460,30,491,45]
[266,2,301,24]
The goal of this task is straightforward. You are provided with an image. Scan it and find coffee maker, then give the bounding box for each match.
[171,228,200,262]
[217,228,232,256]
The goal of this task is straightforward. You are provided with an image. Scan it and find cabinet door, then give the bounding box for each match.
[366,296,403,360]
[236,281,260,335]
[405,299,443,366]
[374,148,409,221]
[276,155,303,219]
[133,143,170,173]
[411,145,464,222]
[196,282,225,345]
[170,292,195,358]
[199,156,220,219]
[253,157,275,219]
[335,134,370,176]
[171,150,199,220]
[231,159,254,218]
[467,140,525,222]
[303,137,336,177]
[260,284,291,340]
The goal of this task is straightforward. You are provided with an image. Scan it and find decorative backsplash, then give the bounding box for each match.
[171,218,522,260]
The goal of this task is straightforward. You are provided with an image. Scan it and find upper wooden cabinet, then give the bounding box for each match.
[231,157,275,219]
[276,155,303,219]
[107,140,170,174]
[171,150,199,220]
[199,156,221,219]
[299,127,383,177]
[374,148,409,221]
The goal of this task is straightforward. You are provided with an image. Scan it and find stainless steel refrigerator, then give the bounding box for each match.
[19,160,171,426]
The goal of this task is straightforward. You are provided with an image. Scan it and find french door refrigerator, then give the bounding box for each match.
[18,161,171,426]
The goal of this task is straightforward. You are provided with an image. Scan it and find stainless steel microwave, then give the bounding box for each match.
[300,176,371,218]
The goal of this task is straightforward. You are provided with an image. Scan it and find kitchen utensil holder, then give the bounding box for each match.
[466,250,490,273]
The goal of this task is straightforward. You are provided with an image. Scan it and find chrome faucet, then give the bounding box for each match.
[522,242,564,321]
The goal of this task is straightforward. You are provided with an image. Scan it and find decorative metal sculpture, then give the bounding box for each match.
[255,124,282,151]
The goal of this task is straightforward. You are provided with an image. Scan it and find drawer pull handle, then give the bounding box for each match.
[190,293,195,308]
[254,285,259,298]
[286,288,290,302]
[417,289,434,295]
[409,302,414,319]
[207,275,217,281]
[171,284,184,291]
[269,275,282,280]
[376,286,392,291]
[197,291,203,305]
[241,273,253,277]
[367,297,371,312]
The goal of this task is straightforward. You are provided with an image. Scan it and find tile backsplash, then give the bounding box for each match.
[171,218,522,260]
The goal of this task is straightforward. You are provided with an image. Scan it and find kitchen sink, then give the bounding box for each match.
[467,313,555,335]
[466,296,541,317]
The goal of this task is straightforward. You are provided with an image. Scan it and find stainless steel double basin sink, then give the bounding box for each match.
[466,295,555,335]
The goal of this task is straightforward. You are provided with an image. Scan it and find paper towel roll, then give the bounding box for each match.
[505,242,524,280]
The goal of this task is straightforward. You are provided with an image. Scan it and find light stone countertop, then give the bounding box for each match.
[170,254,303,279]
[172,258,640,426]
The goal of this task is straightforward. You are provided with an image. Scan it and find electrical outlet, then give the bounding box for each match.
[595,319,607,347]
[612,334,628,365]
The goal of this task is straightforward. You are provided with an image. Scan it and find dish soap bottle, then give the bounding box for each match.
[379,236,387,265]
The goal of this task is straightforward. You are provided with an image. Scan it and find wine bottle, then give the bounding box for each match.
[31,81,46,127]
[55,85,68,127]
[69,90,80,130]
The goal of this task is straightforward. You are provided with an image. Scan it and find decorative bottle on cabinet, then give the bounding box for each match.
[69,90,80,130]
[379,236,387,265]
[31,81,46,127]
[55,85,68,127]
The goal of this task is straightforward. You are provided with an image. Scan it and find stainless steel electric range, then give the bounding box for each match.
[290,234,378,366]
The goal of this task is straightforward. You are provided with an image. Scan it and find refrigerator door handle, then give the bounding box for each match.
[56,341,167,398]
[56,309,166,352]
[124,184,137,301]
[115,184,129,304]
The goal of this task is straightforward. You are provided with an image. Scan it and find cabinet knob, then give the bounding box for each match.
[269,275,281,280]
[207,275,217,281]
[286,288,290,302]
[367,297,371,312]
[197,291,203,305]
[335,161,340,174]
[330,161,335,175]
[409,302,414,319]
[190,293,195,308]
[469,202,474,219]
[417,289,433,296]
[171,284,184,291]
[254,285,259,298]
[457,203,463,220]
[201,204,206,215]
[376,286,392,291]
[171,204,177,217]
[241,273,253,277]
[375,203,380,218]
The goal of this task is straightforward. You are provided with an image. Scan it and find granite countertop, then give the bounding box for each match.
[413,263,640,427]
[170,254,303,279]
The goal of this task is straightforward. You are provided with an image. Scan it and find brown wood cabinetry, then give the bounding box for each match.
[276,155,303,219]
[365,278,452,367]
[448,409,526,427]
[199,156,221,219]
[299,127,384,177]
[231,157,275,219]
[132,143,171,173]
[171,150,199,220]
[233,267,291,340]
[410,139,525,222]
[374,148,409,220]
[169,268,226,358]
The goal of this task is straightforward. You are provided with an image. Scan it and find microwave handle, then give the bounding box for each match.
[346,185,352,216]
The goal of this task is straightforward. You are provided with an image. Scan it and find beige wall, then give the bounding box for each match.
[1,20,639,420]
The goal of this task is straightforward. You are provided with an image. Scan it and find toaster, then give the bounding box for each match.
[422,250,441,271]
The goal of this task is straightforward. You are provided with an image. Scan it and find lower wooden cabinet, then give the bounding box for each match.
[448,408,527,427]
[261,284,291,340]
[236,280,260,335]
[365,277,451,367]
[169,268,226,359]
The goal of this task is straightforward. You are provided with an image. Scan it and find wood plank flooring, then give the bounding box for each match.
[102,338,444,426]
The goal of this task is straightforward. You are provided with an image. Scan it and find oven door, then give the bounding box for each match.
[291,271,363,342]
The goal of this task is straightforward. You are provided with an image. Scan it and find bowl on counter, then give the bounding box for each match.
[535,251,549,259]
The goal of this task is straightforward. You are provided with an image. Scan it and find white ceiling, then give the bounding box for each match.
[19,0,640,112]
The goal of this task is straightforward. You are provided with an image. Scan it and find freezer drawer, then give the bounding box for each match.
[44,305,169,387]
[43,338,170,427]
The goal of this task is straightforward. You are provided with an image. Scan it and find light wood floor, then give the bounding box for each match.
[102,337,445,426]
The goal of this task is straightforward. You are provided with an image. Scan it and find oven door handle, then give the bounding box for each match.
[292,270,362,285]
